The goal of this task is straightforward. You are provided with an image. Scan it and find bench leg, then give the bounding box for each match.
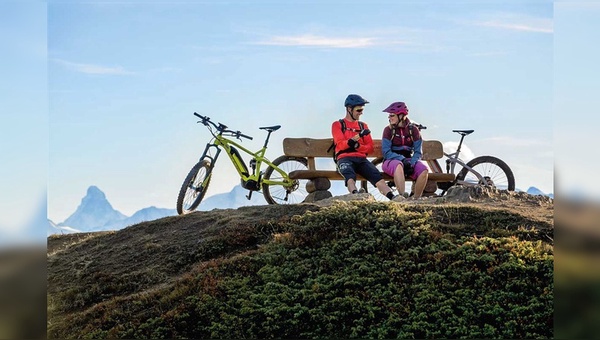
[415,178,439,197]
[304,178,333,203]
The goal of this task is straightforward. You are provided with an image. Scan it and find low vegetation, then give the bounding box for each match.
[48,195,553,339]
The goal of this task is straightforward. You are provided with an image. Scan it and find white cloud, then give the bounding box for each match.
[251,34,408,49]
[443,141,476,162]
[478,20,552,33]
[473,14,552,33]
[53,59,135,75]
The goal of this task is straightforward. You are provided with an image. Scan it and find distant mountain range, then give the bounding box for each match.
[48,185,269,235]
[48,184,553,235]
[523,186,554,199]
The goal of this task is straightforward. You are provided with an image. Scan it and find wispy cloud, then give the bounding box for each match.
[53,59,135,75]
[251,34,407,49]
[477,20,552,33]
[473,14,552,33]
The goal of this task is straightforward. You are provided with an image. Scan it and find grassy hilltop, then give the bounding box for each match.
[47,187,553,339]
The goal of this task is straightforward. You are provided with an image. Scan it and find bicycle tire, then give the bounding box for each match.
[262,156,309,205]
[456,155,515,191]
[176,159,212,215]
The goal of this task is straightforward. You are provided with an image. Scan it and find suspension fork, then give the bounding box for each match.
[199,143,222,174]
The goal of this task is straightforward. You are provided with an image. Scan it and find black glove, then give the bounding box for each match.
[359,128,371,137]
[402,158,414,176]
[347,139,359,150]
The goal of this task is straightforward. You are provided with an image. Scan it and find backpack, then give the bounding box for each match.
[327,119,365,163]
[389,123,417,143]
[389,122,420,158]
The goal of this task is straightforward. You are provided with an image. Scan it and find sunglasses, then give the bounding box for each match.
[355,109,364,113]
[388,114,397,118]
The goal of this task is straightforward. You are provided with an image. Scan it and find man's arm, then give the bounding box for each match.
[358,132,374,155]
[331,120,345,145]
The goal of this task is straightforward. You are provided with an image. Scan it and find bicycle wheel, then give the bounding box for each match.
[456,155,515,191]
[176,159,212,214]
[361,158,398,201]
[262,156,309,205]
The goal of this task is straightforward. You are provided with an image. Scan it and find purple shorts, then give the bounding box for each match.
[382,159,428,181]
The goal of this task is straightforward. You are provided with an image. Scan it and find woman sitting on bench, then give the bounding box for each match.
[381,101,429,198]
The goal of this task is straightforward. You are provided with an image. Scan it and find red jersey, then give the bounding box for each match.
[331,119,374,160]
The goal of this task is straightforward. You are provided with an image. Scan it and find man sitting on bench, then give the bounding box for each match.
[332,94,397,200]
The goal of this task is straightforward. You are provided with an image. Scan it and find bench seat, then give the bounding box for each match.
[283,137,456,183]
[288,169,455,182]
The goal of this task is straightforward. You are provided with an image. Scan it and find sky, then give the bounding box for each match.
[1,1,597,235]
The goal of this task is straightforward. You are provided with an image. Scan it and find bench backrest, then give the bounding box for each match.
[283,138,444,160]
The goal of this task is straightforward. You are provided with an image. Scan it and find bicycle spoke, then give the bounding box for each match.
[177,160,212,214]
[263,156,309,204]
[457,156,515,191]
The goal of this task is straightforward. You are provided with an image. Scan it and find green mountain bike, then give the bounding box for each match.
[176,113,309,215]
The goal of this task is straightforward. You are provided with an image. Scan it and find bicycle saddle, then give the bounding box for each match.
[452,129,474,136]
[260,125,281,132]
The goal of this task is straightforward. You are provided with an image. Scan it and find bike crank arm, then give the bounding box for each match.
[271,191,290,202]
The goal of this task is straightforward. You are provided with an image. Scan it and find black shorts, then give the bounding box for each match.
[337,156,383,186]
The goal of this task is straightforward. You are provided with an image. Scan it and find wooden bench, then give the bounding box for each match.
[283,138,456,183]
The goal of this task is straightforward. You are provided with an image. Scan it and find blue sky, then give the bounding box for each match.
[3,1,597,237]
[0,3,47,243]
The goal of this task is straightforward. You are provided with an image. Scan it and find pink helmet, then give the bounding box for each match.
[383,102,408,115]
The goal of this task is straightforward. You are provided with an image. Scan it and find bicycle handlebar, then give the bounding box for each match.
[193,112,253,140]
[232,131,253,140]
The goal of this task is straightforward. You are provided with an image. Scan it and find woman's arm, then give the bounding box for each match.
[410,139,423,165]
[382,138,404,161]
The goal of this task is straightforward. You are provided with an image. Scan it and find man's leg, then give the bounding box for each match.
[358,159,395,199]
[337,158,358,193]
[346,178,358,193]
[375,179,393,197]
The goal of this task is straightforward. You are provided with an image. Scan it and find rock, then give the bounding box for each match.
[423,179,438,194]
[314,178,331,190]
[305,178,331,193]
[444,185,500,202]
[392,195,406,202]
[303,190,333,203]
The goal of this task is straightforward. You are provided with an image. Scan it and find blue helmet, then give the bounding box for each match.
[344,94,369,107]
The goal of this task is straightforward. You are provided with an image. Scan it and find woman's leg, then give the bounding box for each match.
[413,169,429,198]
[393,164,406,195]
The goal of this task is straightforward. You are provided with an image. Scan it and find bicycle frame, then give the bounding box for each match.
[442,152,487,185]
[197,133,291,190]
[429,131,485,185]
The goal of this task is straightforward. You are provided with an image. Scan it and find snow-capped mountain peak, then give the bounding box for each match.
[59,186,127,232]
[525,186,553,198]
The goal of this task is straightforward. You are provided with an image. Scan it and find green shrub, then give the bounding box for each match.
[48,201,553,339]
